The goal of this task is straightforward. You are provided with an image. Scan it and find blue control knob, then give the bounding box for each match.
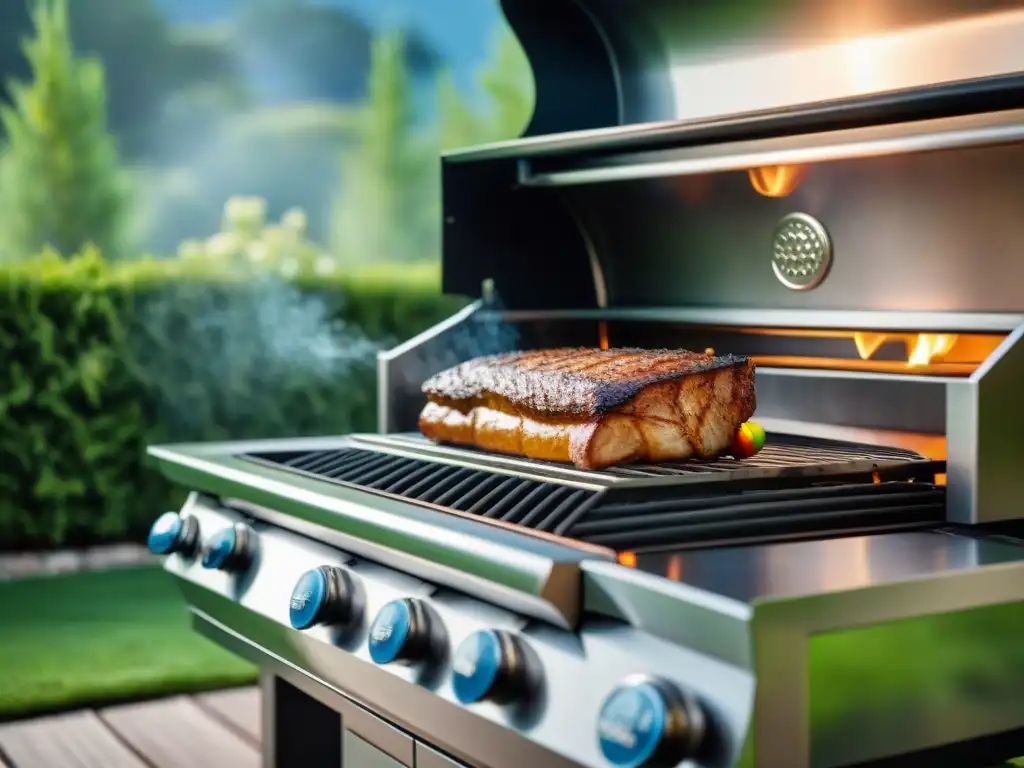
[597,677,705,768]
[147,512,199,557]
[368,598,434,665]
[451,630,531,705]
[200,524,255,573]
[289,566,361,631]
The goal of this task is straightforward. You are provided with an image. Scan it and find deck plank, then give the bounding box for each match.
[100,695,259,768]
[194,687,260,743]
[0,710,148,768]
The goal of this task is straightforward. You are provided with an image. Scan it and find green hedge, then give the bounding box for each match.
[0,250,467,549]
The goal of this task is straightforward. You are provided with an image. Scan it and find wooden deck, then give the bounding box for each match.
[0,688,260,768]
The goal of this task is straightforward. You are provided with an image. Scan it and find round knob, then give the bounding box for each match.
[597,677,705,768]
[147,512,199,557]
[289,566,360,631]
[201,524,255,572]
[368,598,434,665]
[451,630,531,705]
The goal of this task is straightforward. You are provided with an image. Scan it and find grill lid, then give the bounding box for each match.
[504,0,1024,135]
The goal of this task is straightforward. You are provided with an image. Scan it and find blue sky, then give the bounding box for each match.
[154,0,503,87]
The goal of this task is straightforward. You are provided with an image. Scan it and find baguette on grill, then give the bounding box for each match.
[418,348,756,470]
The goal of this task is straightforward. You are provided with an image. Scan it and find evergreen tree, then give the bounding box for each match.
[437,27,535,152]
[479,28,535,141]
[0,0,128,261]
[331,31,434,264]
[438,71,484,152]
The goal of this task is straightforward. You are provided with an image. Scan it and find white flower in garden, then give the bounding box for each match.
[282,208,308,234]
[207,231,242,260]
[247,196,268,224]
[223,195,267,232]
[247,241,268,264]
[280,257,299,279]
[315,255,336,275]
[223,196,246,229]
[177,239,204,259]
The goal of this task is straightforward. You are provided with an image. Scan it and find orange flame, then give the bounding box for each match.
[852,332,960,368]
[907,334,957,367]
[617,551,637,568]
[748,165,808,198]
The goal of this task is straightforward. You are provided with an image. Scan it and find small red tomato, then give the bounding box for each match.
[731,422,766,459]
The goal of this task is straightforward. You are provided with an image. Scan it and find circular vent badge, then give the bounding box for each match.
[771,212,832,291]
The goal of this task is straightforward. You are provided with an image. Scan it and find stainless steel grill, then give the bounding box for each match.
[144,3,1024,768]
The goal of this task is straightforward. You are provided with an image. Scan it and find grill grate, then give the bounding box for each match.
[597,434,925,479]
[240,436,945,552]
[244,447,601,532]
[364,432,937,487]
[570,482,945,550]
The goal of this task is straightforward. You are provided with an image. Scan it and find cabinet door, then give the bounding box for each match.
[344,730,408,768]
[414,743,470,768]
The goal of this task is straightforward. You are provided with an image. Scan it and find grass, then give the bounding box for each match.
[0,566,257,719]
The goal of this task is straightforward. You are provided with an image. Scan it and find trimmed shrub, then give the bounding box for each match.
[0,246,465,549]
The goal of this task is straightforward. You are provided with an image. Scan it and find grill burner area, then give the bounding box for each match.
[241,434,945,551]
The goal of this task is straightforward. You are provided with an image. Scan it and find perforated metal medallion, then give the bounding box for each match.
[771,212,832,291]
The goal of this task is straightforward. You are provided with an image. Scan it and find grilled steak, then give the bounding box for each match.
[419,348,756,470]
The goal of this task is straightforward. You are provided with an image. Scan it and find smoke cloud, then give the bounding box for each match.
[137,275,384,439]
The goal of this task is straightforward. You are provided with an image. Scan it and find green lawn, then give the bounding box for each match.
[0,566,257,719]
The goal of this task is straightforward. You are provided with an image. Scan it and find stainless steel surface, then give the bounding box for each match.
[474,307,1024,333]
[173,499,753,768]
[145,453,602,628]
[771,213,833,292]
[258,666,413,768]
[345,732,407,768]
[377,301,481,435]
[557,142,1024,313]
[947,322,1024,524]
[519,108,1024,188]
[168,497,1024,768]
[416,744,468,768]
[500,1,1024,135]
[582,532,1024,768]
[344,697,415,766]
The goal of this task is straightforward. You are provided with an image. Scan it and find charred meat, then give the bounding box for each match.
[419,348,756,470]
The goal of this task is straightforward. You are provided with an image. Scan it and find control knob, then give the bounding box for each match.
[201,523,256,573]
[451,629,532,706]
[367,598,436,666]
[147,512,199,557]
[597,676,706,768]
[289,566,362,631]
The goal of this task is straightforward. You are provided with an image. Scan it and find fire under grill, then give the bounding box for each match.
[240,433,945,552]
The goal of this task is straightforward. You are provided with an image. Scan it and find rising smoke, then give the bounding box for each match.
[136,274,384,440]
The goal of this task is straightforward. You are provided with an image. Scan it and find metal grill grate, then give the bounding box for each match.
[566,482,945,550]
[597,434,927,479]
[243,448,601,533]
[361,432,938,488]
[240,437,945,552]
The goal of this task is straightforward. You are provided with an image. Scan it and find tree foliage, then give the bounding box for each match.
[0,0,128,262]
[439,27,535,151]
[331,32,436,264]
[0,0,242,158]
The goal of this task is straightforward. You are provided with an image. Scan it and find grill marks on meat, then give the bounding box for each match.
[419,348,756,470]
